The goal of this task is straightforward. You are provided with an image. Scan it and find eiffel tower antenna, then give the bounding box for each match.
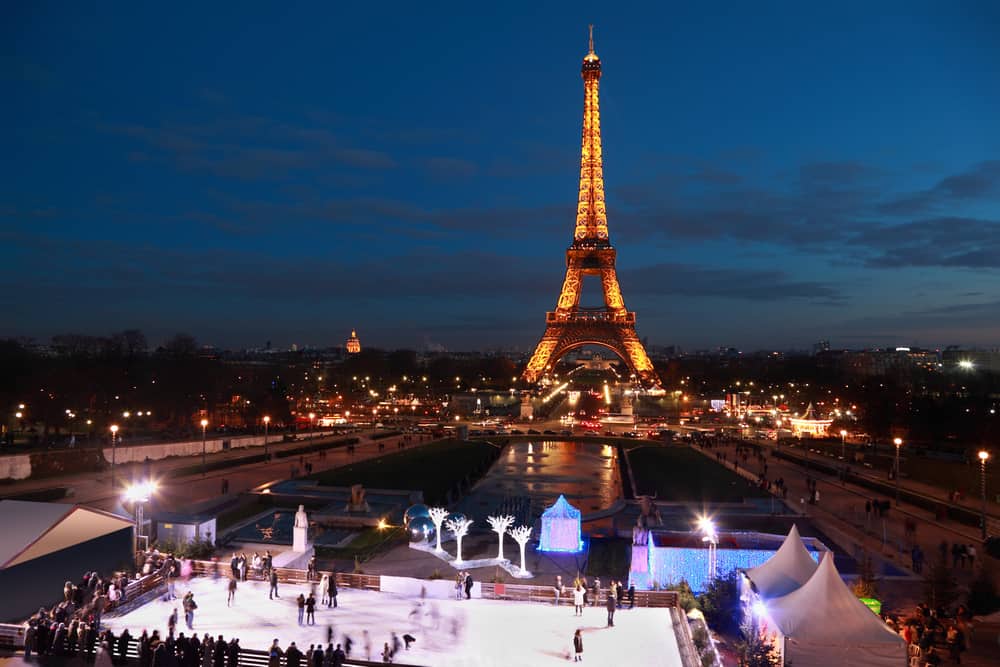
[588,24,594,54]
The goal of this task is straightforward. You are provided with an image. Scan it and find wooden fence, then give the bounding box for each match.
[479,582,678,608]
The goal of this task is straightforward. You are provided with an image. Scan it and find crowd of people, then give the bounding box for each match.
[887,602,976,666]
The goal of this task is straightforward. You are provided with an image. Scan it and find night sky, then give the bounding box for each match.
[3,3,999,352]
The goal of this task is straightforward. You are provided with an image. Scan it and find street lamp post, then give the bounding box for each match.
[309,412,316,439]
[840,429,848,460]
[200,419,209,475]
[263,416,270,459]
[979,451,990,542]
[125,481,156,552]
[893,437,903,506]
[110,424,119,489]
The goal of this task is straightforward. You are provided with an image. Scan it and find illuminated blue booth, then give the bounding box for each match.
[539,494,582,552]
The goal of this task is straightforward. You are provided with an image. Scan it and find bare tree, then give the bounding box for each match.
[445,516,474,564]
[509,525,533,575]
[428,507,450,552]
[487,514,515,560]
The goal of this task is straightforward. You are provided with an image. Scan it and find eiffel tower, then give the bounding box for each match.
[523,27,660,386]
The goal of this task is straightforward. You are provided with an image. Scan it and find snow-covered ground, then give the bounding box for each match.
[104,577,682,667]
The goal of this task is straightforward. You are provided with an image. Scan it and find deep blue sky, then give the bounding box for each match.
[3,2,999,352]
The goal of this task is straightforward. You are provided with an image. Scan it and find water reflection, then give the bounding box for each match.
[465,440,622,514]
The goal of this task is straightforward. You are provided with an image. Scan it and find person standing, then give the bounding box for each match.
[167,608,178,638]
[605,590,616,627]
[627,583,635,609]
[328,573,338,608]
[267,640,283,667]
[227,577,237,607]
[285,642,302,667]
[455,572,463,600]
[554,575,563,606]
[307,556,317,582]
[183,592,197,630]
[616,580,624,609]
[464,572,473,600]
[269,569,279,599]
[572,629,583,662]
[306,593,317,625]
[230,554,239,581]
[573,584,584,616]
[362,630,371,661]
[297,594,306,626]
[320,574,330,606]
[591,577,600,607]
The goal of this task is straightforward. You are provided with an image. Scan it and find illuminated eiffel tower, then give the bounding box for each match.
[523,27,660,386]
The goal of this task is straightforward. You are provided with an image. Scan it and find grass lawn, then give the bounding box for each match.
[627,446,768,503]
[307,439,498,505]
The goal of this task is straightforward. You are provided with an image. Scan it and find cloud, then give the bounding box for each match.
[878,160,1000,215]
[421,157,478,180]
[852,216,1000,269]
[622,264,843,303]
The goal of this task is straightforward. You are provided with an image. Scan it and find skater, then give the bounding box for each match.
[320,574,330,606]
[269,569,279,599]
[616,579,624,609]
[573,629,583,662]
[362,630,371,661]
[606,590,616,627]
[573,584,585,616]
[455,572,463,600]
[297,594,306,625]
[591,577,600,607]
[628,583,635,609]
[464,572,473,600]
[343,635,353,658]
[554,575,563,606]
[227,577,237,606]
[306,593,317,625]
[328,573,338,608]
[307,556,317,582]
[183,591,197,629]
[168,608,178,638]
[402,634,415,650]
[381,642,391,663]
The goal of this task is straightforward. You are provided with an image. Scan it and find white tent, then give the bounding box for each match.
[743,524,818,599]
[760,553,906,667]
[539,494,582,552]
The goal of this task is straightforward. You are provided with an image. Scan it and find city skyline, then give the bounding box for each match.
[3,3,999,351]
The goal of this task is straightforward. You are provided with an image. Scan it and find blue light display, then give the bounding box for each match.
[538,494,583,552]
[633,534,821,593]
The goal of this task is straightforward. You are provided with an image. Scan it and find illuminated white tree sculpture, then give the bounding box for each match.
[428,507,449,552]
[509,525,532,575]
[445,516,474,563]
[487,514,515,560]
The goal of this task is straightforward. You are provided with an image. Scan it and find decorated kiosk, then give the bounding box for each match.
[539,494,582,552]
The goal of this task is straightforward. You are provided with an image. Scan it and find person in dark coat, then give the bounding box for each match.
[616,581,624,609]
[269,570,279,599]
[463,573,473,599]
[331,644,346,667]
[627,583,635,609]
[118,628,132,665]
[226,638,239,667]
[306,593,317,625]
[285,642,302,667]
[573,629,583,662]
[311,644,324,667]
[267,640,283,667]
[212,636,226,667]
[606,590,616,627]
[327,574,337,608]
[297,594,306,625]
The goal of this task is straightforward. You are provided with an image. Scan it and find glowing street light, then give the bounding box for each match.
[696,515,718,579]
[200,419,209,475]
[308,412,316,439]
[263,415,271,458]
[840,429,848,460]
[110,424,120,488]
[893,437,903,506]
[124,480,157,550]
[978,451,990,541]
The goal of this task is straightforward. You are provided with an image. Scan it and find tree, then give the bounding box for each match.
[697,571,741,635]
[509,525,532,575]
[735,614,781,667]
[428,507,449,552]
[445,517,473,564]
[487,514,514,560]
[851,551,879,599]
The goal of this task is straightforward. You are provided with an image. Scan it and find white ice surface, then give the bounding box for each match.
[104,577,682,667]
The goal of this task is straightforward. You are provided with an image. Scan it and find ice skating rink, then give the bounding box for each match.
[104,577,683,667]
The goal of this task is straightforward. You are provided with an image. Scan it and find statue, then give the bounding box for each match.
[292,504,309,553]
[345,484,370,513]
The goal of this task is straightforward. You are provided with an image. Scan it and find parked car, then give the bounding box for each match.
[528,429,541,435]
[543,429,556,435]
[510,429,524,435]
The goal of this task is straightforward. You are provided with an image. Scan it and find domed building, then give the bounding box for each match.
[345,329,361,354]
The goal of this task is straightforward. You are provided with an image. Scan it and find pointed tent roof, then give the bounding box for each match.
[542,494,581,519]
[744,524,819,599]
[0,500,134,570]
[765,553,906,650]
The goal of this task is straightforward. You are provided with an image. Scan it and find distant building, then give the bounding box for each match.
[346,329,361,354]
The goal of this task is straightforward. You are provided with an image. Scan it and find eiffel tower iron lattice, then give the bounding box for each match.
[523,28,660,387]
